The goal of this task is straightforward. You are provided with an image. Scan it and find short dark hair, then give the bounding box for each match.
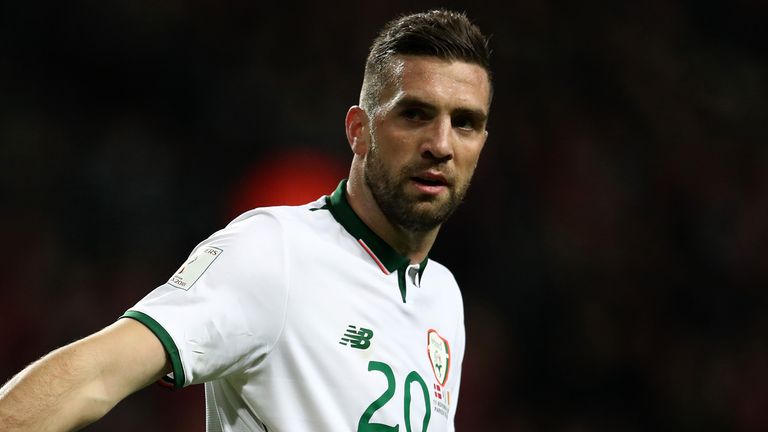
[360,9,492,115]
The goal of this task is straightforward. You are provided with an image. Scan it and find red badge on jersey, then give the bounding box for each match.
[427,329,451,386]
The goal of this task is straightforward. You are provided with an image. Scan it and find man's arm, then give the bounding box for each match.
[0,318,171,431]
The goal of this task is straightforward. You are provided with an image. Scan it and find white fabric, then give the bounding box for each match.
[126,197,465,432]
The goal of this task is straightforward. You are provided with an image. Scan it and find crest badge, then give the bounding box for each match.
[427,329,451,386]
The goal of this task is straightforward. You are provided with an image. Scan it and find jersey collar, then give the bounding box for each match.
[326,179,428,278]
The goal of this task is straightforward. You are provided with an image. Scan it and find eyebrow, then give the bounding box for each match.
[393,96,488,124]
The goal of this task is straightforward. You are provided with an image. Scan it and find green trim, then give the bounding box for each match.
[309,203,329,211]
[417,259,428,282]
[327,180,409,273]
[326,179,431,303]
[120,310,185,389]
[397,268,407,303]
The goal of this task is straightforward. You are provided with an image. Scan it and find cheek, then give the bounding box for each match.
[377,131,414,161]
[455,142,484,170]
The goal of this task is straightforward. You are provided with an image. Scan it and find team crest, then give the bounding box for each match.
[427,329,451,386]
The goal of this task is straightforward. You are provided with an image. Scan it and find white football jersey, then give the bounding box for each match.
[122,180,465,432]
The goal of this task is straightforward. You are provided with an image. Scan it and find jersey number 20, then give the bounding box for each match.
[358,360,431,432]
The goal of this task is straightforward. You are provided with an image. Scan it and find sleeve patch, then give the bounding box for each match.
[168,246,223,290]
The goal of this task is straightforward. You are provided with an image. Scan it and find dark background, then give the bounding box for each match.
[2,1,767,431]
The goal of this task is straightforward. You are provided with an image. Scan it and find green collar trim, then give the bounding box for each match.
[326,179,429,276]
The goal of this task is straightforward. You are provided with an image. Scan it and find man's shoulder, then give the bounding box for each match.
[423,258,463,295]
[181,196,335,275]
[226,196,331,230]
[212,196,341,253]
[421,259,465,320]
[424,258,456,281]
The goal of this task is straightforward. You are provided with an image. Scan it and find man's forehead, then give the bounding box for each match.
[385,55,491,111]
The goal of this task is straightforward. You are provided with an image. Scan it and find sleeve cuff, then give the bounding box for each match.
[120,310,186,389]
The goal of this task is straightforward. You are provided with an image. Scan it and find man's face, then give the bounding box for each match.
[363,55,490,232]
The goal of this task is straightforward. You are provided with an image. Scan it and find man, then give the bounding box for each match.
[0,9,491,431]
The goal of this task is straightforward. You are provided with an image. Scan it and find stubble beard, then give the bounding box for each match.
[363,142,472,233]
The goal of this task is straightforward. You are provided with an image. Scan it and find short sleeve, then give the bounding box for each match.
[121,211,288,388]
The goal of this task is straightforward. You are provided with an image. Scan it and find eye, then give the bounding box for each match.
[401,108,427,121]
[452,115,477,131]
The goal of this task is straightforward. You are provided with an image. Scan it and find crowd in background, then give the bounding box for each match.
[2,1,766,430]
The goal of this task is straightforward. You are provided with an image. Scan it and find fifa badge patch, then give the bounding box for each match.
[168,246,223,290]
[427,329,451,386]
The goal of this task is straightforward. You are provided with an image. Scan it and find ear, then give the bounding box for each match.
[345,106,370,156]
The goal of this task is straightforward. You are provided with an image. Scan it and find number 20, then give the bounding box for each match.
[358,360,431,432]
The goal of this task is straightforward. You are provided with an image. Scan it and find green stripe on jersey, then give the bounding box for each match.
[326,179,430,303]
[120,310,185,389]
[327,180,409,274]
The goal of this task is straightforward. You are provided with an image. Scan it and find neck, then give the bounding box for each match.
[346,164,439,264]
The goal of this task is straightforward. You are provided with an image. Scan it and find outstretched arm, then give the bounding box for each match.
[0,318,170,431]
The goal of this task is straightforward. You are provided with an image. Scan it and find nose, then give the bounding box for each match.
[421,116,453,162]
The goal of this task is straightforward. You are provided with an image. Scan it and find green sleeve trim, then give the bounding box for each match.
[120,310,186,389]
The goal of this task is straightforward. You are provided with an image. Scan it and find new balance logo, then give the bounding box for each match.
[339,325,374,350]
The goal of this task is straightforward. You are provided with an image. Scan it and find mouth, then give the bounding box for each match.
[411,176,447,187]
[409,172,450,194]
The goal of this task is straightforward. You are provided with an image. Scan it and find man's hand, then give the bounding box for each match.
[0,318,171,431]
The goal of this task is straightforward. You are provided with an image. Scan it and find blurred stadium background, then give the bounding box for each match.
[1,1,767,430]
